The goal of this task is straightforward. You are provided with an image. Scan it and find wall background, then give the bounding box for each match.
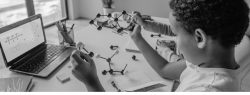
[67,0,250,19]
[113,0,171,18]
[67,0,171,19]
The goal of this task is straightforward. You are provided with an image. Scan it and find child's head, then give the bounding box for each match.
[168,0,249,65]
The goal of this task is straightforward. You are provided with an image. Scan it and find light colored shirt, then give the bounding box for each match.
[143,21,240,91]
[175,61,240,92]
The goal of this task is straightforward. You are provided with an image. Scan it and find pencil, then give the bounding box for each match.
[70,24,75,30]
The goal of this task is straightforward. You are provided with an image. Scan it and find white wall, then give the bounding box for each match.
[114,0,171,18]
[72,0,250,19]
[73,0,171,19]
[67,0,103,19]
[78,0,103,19]
[67,0,80,19]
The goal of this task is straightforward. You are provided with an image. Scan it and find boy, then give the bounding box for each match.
[132,11,183,62]
[70,0,249,91]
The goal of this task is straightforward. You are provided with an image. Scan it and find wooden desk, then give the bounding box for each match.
[0,17,174,92]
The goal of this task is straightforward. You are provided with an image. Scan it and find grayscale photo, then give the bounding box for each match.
[0,0,250,93]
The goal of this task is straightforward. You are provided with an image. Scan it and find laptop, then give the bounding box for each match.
[0,14,74,77]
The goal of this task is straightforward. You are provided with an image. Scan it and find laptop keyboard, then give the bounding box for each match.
[15,45,67,74]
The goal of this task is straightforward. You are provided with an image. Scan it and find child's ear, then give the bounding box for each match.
[194,29,207,49]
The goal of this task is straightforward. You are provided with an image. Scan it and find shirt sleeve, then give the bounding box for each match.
[143,21,176,36]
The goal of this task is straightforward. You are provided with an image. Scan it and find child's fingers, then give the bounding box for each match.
[129,24,137,34]
[133,24,141,33]
[129,24,142,38]
[71,51,90,69]
[71,49,92,63]
[78,51,95,68]
[131,15,138,23]
[131,13,142,23]
[71,50,96,70]
[132,11,141,16]
[79,51,93,62]
[70,50,81,67]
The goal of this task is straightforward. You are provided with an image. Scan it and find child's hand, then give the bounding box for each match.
[129,24,143,41]
[132,11,146,26]
[71,50,104,91]
[71,50,97,82]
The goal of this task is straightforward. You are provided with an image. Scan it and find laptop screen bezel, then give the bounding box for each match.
[0,14,47,67]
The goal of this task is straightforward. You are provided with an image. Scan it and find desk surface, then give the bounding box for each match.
[0,17,174,92]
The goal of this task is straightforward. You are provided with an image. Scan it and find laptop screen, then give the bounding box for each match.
[0,17,45,63]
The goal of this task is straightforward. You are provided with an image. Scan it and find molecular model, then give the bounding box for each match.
[110,45,119,50]
[151,34,162,38]
[96,49,128,75]
[89,10,136,35]
[89,10,153,35]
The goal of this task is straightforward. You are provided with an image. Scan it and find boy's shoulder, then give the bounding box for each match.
[177,61,240,91]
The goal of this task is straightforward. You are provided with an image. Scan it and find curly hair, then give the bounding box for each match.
[170,0,249,48]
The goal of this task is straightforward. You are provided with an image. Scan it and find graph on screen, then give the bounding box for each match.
[0,19,45,63]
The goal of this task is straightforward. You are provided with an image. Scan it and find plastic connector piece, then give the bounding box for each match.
[102,70,108,75]
[114,18,119,22]
[89,20,94,24]
[132,55,136,60]
[88,52,94,57]
[117,28,124,33]
[96,13,101,18]
[110,45,119,50]
[108,13,112,18]
[151,34,161,37]
[122,10,127,15]
[97,26,102,30]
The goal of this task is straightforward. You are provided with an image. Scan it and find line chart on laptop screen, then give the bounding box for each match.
[0,19,44,62]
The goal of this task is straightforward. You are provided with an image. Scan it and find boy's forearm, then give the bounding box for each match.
[85,78,105,92]
[132,35,169,74]
[143,21,175,36]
